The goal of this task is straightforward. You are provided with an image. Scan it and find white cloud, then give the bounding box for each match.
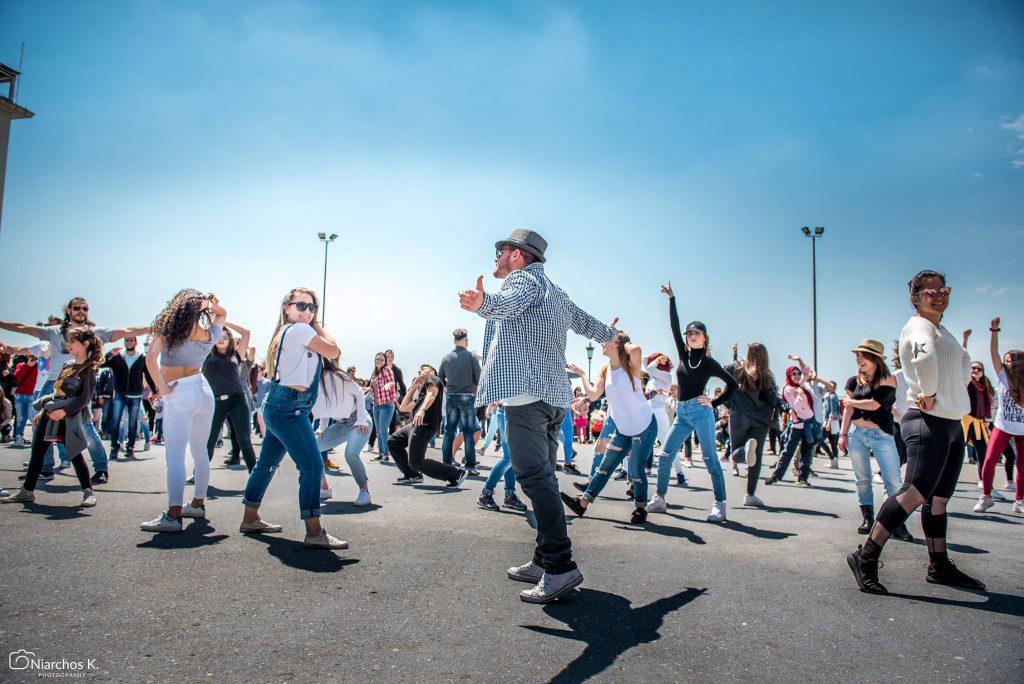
[992,286,1012,296]
[976,284,992,293]
[1002,114,1024,139]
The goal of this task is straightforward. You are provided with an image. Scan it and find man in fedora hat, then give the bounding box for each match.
[459,228,616,604]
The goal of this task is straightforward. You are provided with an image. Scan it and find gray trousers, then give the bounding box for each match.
[504,400,576,575]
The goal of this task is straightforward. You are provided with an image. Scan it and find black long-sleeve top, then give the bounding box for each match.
[668,296,738,408]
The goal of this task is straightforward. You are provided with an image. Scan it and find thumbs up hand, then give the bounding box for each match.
[459,275,486,312]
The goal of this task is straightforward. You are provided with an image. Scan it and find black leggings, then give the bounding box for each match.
[875,410,964,539]
[206,394,255,470]
[388,422,459,482]
[24,415,91,491]
[893,423,907,466]
[728,413,768,496]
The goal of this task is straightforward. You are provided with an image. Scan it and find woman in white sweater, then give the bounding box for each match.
[848,270,984,595]
[315,358,373,507]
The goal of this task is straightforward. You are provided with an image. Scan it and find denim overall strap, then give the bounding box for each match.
[271,324,293,384]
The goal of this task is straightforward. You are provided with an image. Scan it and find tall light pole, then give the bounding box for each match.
[585,342,595,381]
[318,232,338,326]
[801,226,825,371]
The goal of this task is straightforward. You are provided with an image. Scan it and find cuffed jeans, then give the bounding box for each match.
[441,393,478,467]
[504,401,576,574]
[244,378,323,520]
[482,406,516,494]
[657,398,725,501]
[110,393,142,452]
[372,403,396,456]
[847,425,903,507]
[770,423,813,482]
[584,415,657,505]
[317,417,369,488]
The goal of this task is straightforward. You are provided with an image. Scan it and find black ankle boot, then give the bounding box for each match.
[857,505,874,534]
[847,546,888,594]
[892,524,914,542]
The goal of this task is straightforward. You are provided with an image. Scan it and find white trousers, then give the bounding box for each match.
[161,374,214,507]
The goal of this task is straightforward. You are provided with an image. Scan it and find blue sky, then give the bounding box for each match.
[1,1,1022,387]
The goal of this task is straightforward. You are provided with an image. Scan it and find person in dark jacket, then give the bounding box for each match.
[724,343,781,508]
[103,336,156,458]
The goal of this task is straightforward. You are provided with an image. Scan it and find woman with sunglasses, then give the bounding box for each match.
[973,317,1024,515]
[239,288,348,549]
[646,282,737,522]
[838,339,912,541]
[141,290,226,532]
[764,364,817,487]
[368,352,397,463]
[848,271,983,594]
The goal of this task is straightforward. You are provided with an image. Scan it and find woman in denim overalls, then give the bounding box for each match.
[239,288,348,550]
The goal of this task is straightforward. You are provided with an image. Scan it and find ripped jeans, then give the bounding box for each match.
[582,415,657,505]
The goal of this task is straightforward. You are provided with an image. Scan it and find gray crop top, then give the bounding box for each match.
[160,324,222,367]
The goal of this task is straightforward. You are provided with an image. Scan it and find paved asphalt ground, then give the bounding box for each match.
[0,436,1021,683]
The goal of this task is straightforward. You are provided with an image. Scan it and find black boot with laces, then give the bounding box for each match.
[847,545,888,594]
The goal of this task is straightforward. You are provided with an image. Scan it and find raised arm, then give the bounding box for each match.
[990,317,1003,374]
[567,363,605,401]
[0,321,45,339]
[568,300,616,343]
[465,271,543,321]
[665,288,686,359]
[108,325,152,343]
[224,322,251,356]
[306,321,340,361]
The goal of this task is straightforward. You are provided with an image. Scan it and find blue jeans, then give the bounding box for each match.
[847,425,902,507]
[584,415,657,504]
[657,398,725,501]
[317,417,370,488]
[372,403,396,456]
[14,393,34,438]
[561,410,574,463]
[441,393,478,467]
[110,393,142,451]
[243,377,323,520]
[483,407,516,494]
[590,416,618,476]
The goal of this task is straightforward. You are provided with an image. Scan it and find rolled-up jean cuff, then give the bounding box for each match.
[241,498,261,509]
[581,492,595,503]
[300,508,321,520]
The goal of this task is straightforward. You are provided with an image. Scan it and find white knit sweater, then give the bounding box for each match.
[898,315,971,420]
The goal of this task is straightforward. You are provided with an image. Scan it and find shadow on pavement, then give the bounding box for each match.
[18,502,91,520]
[761,506,840,518]
[664,512,796,540]
[136,519,229,549]
[614,521,706,544]
[523,587,708,683]
[887,590,1024,617]
[206,485,245,500]
[907,539,988,555]
[248,535,360,573]
[949,511,1021,525]
[321,501,383,515]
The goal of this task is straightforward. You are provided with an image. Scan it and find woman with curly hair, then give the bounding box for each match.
[1,328,105,507]
[140,289,226,533]
[239,287,348,549]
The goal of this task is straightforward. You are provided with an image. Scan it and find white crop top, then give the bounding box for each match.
[604,365,654,436]
[275,323,319,388]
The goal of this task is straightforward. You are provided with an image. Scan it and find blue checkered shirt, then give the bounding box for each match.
[475,263,615,409]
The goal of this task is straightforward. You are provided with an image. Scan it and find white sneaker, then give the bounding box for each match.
[1013,500,1024,516]
[707,500,727,522]
[645,495,667,513]
[1005,481,1016,492]
[180,503,205,518]
[143,441,151,452]
[80,490,97,507]
[185,474,195,485]
[13,436,24,448]
[829,457,839,469]
[973,495,994,513]
[303,529,349,549]
[519,568,584,604]
[140,513,182,532]
[0,487,34,503]
[353,489,372,507]
[744,438,758,467]
[743,494,764,507]
[507,560,545,583]
[977,480,984,489]
[320,486,333,501]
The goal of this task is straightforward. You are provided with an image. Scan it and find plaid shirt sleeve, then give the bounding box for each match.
[567,297,616,344]
[371,366,397,405]
[477,269,543,320]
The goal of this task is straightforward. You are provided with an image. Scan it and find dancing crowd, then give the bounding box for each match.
[1,229,1021,604]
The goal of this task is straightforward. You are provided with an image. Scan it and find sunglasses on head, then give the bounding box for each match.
[917,286,952,299]
[288,301,318,313]
[71,305,89,312]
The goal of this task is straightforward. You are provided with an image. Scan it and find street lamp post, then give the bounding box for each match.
[586,342,595,381]
[317,232,338,327]
[801,226,825,371]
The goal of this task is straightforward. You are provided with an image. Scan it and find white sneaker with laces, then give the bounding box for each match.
[0,487,34,503]
[303,529,349,549]
[645,495,667,513]
[519,568,583,604]
[707,500,727,522]
[320,486,333,501]
[81,490,97,507]
[353,489,372,507]
[743,494,764,507]
[140,513,182,532]
[180,503,205,518]
[744,439,758,467]
[973,495,994,513]
[507,560,545,583]
[1013,500,1024,516]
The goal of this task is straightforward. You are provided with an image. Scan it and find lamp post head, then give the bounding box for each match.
[814,226,825,236]
[801,226,811,236]
[329,233,338,241]
[318,232,326,240]
[586,342,595,360]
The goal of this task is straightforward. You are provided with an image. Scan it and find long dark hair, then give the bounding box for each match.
[602,331,639,391]
[61,296,95,335]
[971,361,994,399]
[370,351,388,381]
[321,356,359,401]
[857,353,891,389]
[152,289,210,351]
[212,329,238,359]
[1006,351,1024,406]
[735,343,776,392]
[66,327,104,375]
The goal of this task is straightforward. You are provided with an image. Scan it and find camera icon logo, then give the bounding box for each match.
[9,649,34,670]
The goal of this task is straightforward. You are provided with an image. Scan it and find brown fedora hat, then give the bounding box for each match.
[850,339,885,359]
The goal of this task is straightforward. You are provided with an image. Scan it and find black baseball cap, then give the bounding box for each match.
[685,321,707,335]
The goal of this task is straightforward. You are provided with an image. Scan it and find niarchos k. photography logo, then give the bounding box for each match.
[8,649,98,673]
[9,649,34,669]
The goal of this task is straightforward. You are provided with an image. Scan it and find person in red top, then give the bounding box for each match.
[12,355,40,447]
[368,352,397,463]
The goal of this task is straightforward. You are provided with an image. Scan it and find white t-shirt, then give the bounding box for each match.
[274,323,319,388]
[893,369,910,418]
[312,373,370,426]
[993,370,1024,436]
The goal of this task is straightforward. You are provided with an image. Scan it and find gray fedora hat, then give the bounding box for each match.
[496,228,547,263]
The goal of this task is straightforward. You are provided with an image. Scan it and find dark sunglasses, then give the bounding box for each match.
[495,246,513,259]
[917,286,952,299]
[288,301,318,313]
[71,305,89,312]
[971,367,983,372]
